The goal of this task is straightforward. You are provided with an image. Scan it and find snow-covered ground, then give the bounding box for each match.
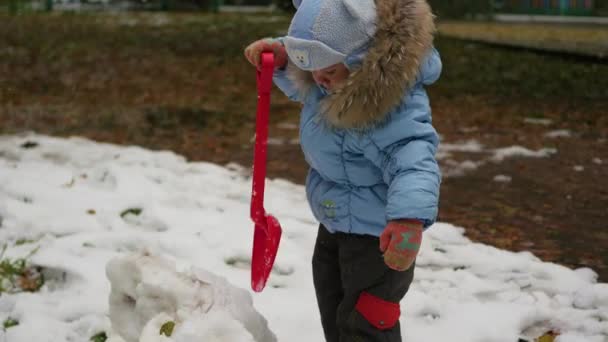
[436,138,558,178]
[0,134,606,342]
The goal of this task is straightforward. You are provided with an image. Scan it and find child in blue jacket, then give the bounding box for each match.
[245,0,441,341]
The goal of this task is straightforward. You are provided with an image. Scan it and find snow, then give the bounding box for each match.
[438,139,485,153]
[545,130,572,138]
[494,175,512,183]
[276,123,298,130]
[492,146,557,162]
[441,159,484,178]
[267,138,284,146]
[105,254,275,342]
[437,140,558,178]
[135,311,256,342]
[524,118,553,126]
[0,134,607,342]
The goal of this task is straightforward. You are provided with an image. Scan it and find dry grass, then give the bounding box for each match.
[1,13,607,156]
[0,12,294,156]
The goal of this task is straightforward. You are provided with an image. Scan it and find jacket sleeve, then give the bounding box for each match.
[272,65,304,103]
[271,37,305,103]
[362,89,441,229]
[417,47,442,86]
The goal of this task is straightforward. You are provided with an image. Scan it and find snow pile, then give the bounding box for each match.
[493,174,512,183]
[412,224,608,341]
[492,146,557,162]
[524,118,553,126]
[436,139,559,178]
[545,130,572,138]
[0,134,607,342]
[105,253,276,342]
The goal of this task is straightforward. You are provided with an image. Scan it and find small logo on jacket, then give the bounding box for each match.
[321,199,337,219]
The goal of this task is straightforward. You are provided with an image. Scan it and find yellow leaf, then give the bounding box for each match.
[160,321,175,337]
[537,332,556,342]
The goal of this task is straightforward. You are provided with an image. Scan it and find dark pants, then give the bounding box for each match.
[312,224,415,342]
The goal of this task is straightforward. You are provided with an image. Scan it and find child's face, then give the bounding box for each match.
[311,63,350,91]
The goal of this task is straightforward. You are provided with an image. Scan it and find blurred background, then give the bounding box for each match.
[1,0,606,281]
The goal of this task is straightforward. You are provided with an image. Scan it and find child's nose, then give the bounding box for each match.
[312,72,329,88]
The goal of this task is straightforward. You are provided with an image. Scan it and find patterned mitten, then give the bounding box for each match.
[379,220,422,271]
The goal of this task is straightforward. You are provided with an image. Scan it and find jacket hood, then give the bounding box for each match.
[287,0,437,130]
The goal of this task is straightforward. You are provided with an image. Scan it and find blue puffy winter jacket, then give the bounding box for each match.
[273,0,442,237]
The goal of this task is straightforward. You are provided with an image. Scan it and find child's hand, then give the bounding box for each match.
[244,38,288,70]
[379,220,423,271]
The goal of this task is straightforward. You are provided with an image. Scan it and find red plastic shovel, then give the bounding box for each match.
[250,52,282,293]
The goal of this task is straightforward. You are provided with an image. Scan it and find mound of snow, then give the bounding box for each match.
[105,253,276,342]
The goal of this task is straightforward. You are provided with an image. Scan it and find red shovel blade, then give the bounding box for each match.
[251,214,282,292]
[250,52,282,292]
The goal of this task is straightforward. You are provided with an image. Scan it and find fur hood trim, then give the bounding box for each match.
[287,0,435,129]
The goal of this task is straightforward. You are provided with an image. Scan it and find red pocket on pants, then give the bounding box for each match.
[355,291,401,330]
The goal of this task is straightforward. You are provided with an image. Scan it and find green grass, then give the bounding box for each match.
[90,332,108,342]
[438,21,608,58]
[120,208,143,218]
[0,12,291,141]
[15,238,36,246]
[1,13,605,109]
[0,12,606,150]
[0,244,44,293]
[2,317,19,330]
[432,36,608,102]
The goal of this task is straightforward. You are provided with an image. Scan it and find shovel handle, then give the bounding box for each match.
[257,52,274,94]
[251,52,274,224]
